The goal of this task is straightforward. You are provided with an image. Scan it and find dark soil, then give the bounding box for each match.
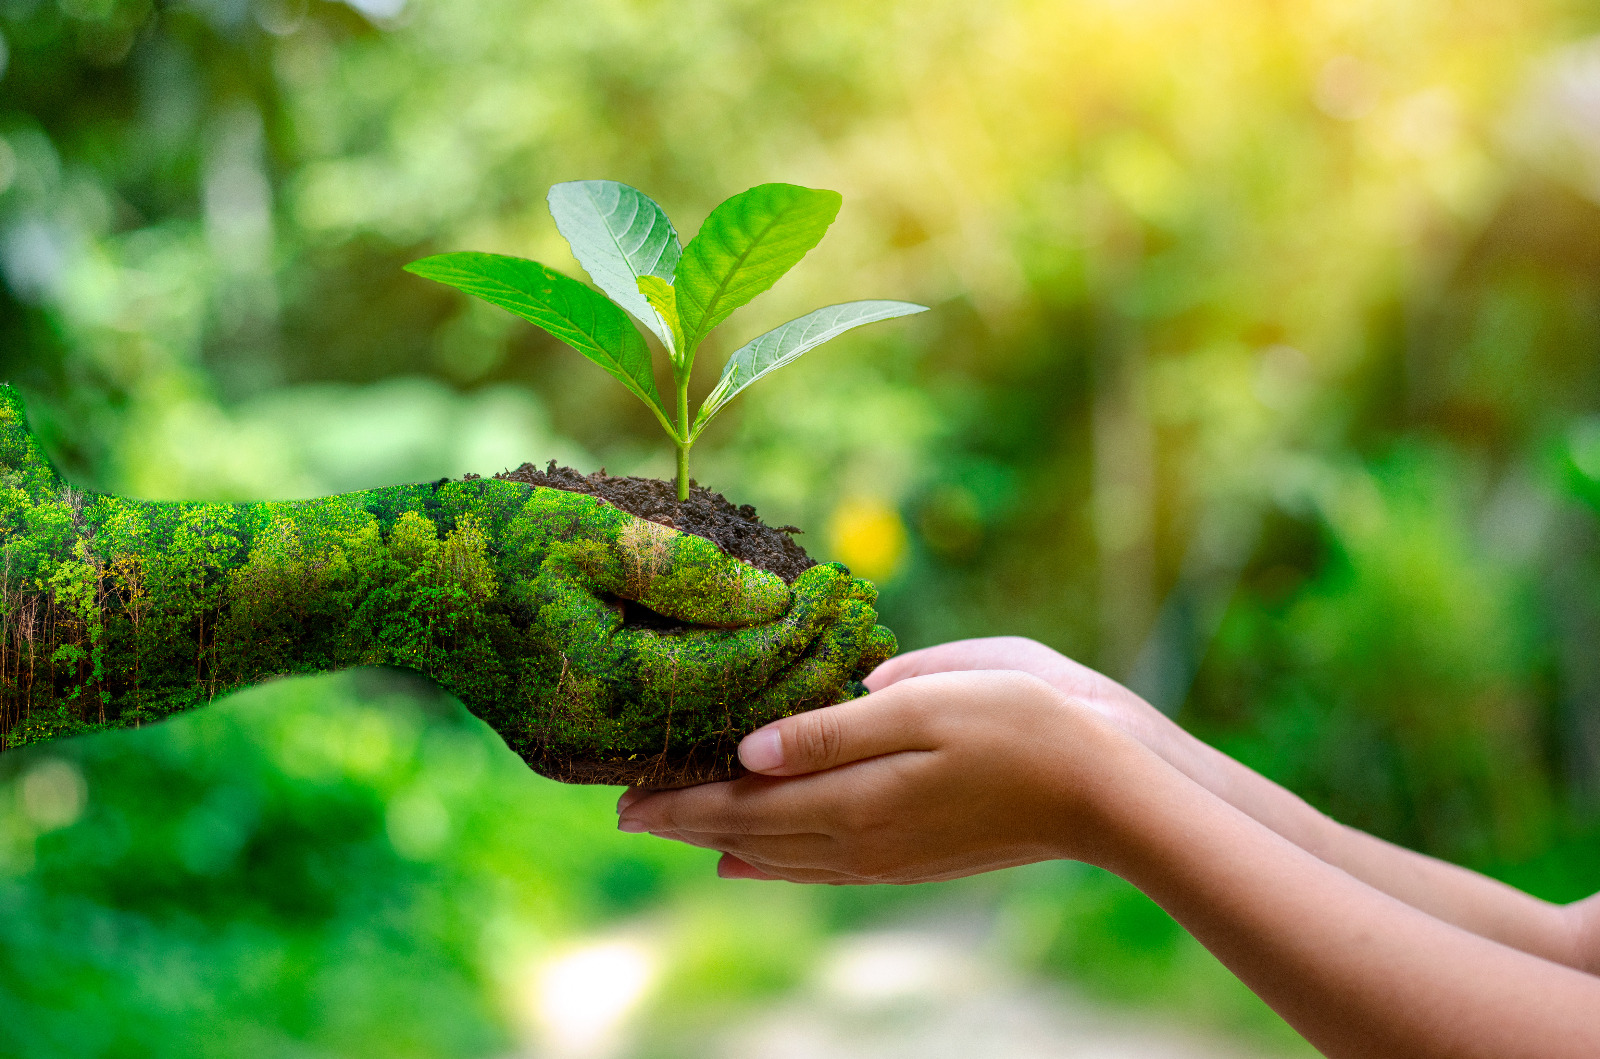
[494,461,816,582]
[543,743,763,789]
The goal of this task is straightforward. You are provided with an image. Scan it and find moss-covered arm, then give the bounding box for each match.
[0,386,894,786]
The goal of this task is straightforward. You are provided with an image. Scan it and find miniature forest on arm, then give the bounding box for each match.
[0,387,894,788]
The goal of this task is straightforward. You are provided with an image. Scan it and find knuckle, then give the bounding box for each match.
[833,799,874,835]
[794,709,846,768]
[991,668,1056,699]
[836,779,898,836]
[847,576,879,606]
[893,690,943,739]
[719,801,758,836]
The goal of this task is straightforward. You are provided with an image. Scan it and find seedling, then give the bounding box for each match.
[405,181,927,500]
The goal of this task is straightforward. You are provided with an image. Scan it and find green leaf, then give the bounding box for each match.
[405,252,675,435]
[635,276,687,367]
[674,183,842,361]
[691,300,928,438]
[547,180,683,352]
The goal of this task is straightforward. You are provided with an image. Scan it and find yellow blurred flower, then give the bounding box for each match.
[827,496,909,583]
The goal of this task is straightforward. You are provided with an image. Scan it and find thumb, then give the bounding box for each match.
[627,525,792,627]
[737,684,936,776]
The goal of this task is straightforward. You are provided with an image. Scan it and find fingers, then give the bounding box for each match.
[618,784,849,876]
[619,773,820,836]
[634,530,790,626]
[716,854,780,880]
[533,551,896,779]
[738,596,895,720]
[521,492,792,627]
[609,563,883,704]
[629,556,871,632]
[643,827,839,868]
[614,670,1092,888]
[865,644,958,691]
[611,563,860,701]
[737,680,939,777]
[716,855,859,885]
[864,636,1060,691]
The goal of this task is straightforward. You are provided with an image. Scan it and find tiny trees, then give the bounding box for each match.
[0,385,893,782]
[406,182,927,500]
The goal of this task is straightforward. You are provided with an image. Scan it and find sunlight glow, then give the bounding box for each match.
[20,759,86,832]
[820,932,973,1005]
[532,938,657,1058]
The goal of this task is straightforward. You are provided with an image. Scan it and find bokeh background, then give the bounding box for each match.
[5,0,1600,1055]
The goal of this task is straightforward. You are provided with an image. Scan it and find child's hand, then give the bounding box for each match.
[614,670,1151,884]
[867,637,1213,787]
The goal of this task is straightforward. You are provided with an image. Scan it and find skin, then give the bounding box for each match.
[617,636,1600,1058]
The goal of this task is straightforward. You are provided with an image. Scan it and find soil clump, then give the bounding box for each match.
[494,462,816,582]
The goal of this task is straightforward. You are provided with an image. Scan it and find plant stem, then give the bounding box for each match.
[675,372,692,502]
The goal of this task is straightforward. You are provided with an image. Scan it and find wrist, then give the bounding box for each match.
[1037,699,1180,869]
[1183,737,1343,857]
[1087,742,1222,884]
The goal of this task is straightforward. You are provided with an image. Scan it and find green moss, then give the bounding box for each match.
[0,385,894,783]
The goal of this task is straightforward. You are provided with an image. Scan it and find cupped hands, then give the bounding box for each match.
[614,667,1163,884]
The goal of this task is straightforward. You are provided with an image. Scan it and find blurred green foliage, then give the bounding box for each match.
[5,0,1600,1053]
[0,668,716,1057]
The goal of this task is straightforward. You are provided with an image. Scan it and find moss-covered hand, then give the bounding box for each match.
[0,386,895,786]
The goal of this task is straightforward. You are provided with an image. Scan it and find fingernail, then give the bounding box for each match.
[739,727,785,772]
[617,817,648,834]
[616,788,644,815]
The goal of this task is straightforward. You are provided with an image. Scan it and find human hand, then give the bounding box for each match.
[0,384,893,783]
[615,670,1150,883]
[488,483,895,785]
[864,637,1195,777]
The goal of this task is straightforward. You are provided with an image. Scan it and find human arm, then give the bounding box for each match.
[0,384,892,783]
[1574,893,1600,975]
[1102,727,1600,1059]
[867,638,1586,969]
[616,671,1600,1058]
